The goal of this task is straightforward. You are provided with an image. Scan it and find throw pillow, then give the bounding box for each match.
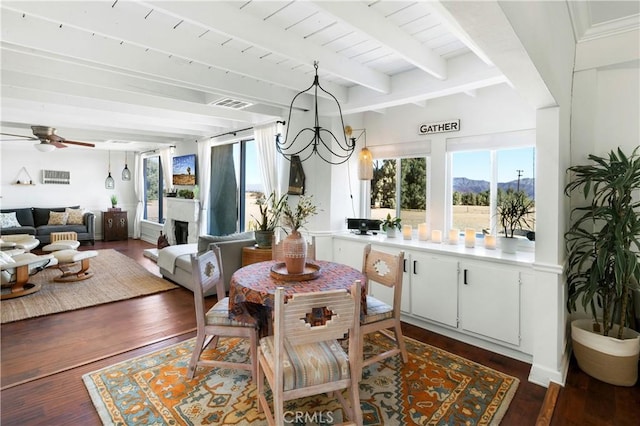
[48,211,69,226]
[0,212,21,228]
[65,208,86,225]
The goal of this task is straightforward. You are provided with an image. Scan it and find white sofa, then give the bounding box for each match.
[157,232,256,296]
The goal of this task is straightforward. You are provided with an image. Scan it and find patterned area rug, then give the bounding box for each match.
[1,249,177,323]
[83,332,519,425]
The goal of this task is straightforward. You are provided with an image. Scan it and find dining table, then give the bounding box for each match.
[228,259,367,334]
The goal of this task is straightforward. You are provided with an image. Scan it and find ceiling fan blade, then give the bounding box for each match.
[48,133,95,147]
[0,132,38,141]
[50,141,68,148]
[62,140,96,148]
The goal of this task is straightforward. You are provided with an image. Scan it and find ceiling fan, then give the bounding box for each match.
[0,126,96,151]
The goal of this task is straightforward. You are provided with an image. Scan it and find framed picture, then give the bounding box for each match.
[173,154,196,185]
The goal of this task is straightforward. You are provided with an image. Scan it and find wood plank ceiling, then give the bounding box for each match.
[0,0,636,151]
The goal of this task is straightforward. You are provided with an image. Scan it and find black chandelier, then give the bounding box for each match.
[276,61,355,165]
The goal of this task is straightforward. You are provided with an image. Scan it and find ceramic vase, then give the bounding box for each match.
[283,230,307,274]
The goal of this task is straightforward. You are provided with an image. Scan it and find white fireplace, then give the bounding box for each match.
[164,198,200,245]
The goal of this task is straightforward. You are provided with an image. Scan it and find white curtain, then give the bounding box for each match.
[254,122,281,197]
[197,139,213,236]
[132,152,145,239]
[159,147,173,191]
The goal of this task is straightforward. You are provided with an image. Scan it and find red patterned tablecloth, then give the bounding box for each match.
[229,260,367,328]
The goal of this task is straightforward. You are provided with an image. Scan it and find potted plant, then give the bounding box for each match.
[381,213,402,238]
[110,194,118,209]
[280,195,318,274]
[251,191,286,249]
[495,190,534,253]
[565,147,640,386]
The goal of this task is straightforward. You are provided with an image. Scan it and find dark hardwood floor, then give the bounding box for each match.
[1,239,638,425]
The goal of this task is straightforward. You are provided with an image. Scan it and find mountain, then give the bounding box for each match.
[453,177,535,198]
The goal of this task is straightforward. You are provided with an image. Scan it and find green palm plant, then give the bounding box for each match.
[565,147,640,339]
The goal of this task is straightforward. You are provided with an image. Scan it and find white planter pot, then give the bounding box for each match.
[571,318,640,386]
[386,228,397,238]
[500,237,519,254]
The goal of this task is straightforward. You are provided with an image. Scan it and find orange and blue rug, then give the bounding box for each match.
[83,332,519,425]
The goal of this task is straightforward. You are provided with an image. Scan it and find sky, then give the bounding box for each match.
[453,147,535,183]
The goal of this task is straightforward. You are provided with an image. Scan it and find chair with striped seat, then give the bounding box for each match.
[257,281,363,426]
[360,244,407,376]
[186,246,258,380]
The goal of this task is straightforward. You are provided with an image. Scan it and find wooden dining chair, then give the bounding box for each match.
[257,281,363,426]
[271,234,316,261]
[186,246,258,381]
[360,243,407,376]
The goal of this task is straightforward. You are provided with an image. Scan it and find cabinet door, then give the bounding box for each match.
[459,263,520,345]
[332,239,366,270]
[410,252,459,327]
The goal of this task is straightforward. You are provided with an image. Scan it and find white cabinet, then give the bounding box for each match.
[458,261,520,345]
[332,238,366,270]
[409,252,459,327]
[331,234,533,358]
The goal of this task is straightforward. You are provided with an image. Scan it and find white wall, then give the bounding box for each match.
[0,144,137,238]
[363,83,535,233]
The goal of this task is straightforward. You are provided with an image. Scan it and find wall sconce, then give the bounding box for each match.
[105,151,115,189]
[345,126,373,180]
[121,151,131,181]
[276,61,354,165]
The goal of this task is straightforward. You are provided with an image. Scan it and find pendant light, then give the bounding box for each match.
[121,151,131,181]
[276,61,354,164]
[105,151,115,189]
[345,126,373,180]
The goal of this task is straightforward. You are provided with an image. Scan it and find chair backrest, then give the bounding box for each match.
[362,244,404,311]
[272,234,316,262]
[274,281,361,347]
[190,247,225,323]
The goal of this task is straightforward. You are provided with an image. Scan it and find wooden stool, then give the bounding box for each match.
[51,250,98,282]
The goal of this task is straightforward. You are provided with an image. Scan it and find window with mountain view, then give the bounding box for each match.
[451,147,535,235]
[370,157,428,228]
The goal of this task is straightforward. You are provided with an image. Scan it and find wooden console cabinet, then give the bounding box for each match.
[103,210,128,241]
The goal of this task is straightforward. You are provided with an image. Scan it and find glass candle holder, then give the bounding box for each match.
[485,235,497,250]
[465,228,476,248]
[448,228,459,245]
[418,223,428,241]
[402,225,412,240]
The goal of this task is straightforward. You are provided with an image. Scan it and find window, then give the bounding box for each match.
[451,146,535,235]
[370,157,428,228]
[143,156,164,223]
[208,139,264,235]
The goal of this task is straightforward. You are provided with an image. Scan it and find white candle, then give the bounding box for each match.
[431,230,442,243]
[402,224,412,240]
[418,223,428,241]
[448,228,459,244]
[485,235,497,250]
[465,228,476,248]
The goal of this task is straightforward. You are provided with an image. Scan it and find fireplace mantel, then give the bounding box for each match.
[164,198,200,245]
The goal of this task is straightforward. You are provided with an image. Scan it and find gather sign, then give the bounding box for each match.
[418,119,460,135]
